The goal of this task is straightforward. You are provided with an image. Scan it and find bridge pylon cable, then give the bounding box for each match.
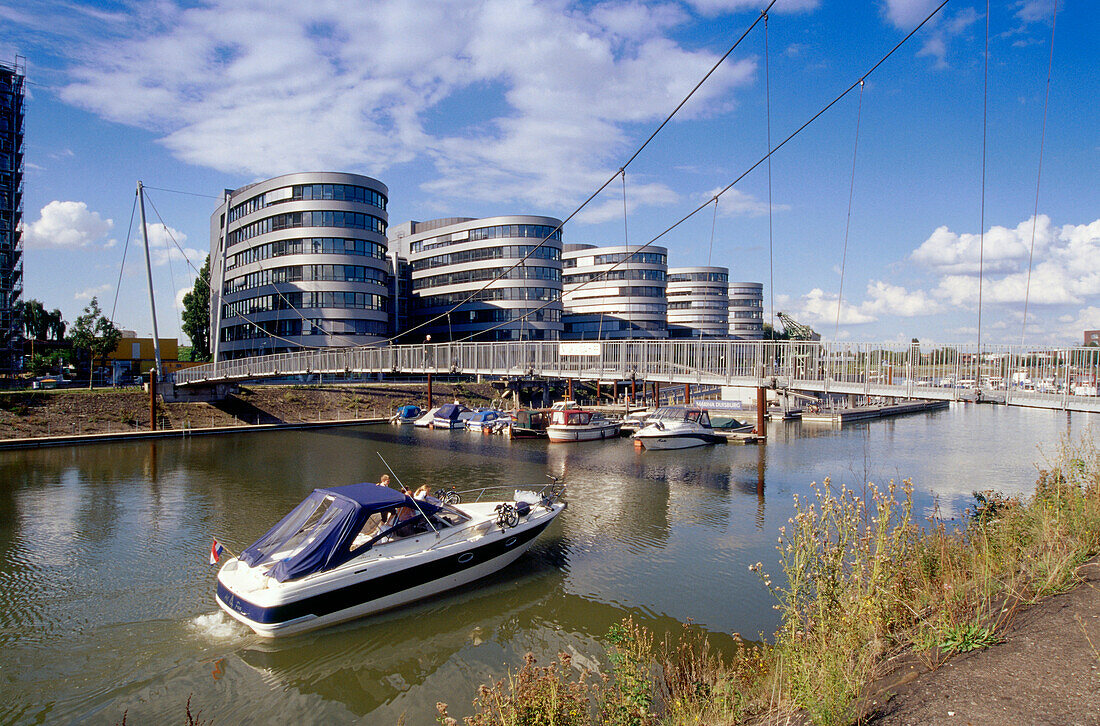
[764,10,775,339]
[444,0,952,345]
[1021,0,1058,347]
[835,79,864,341]
[976,0,989,351]
[110,191,138,323]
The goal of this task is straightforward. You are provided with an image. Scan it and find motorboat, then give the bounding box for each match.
[432,402,472,429]
[508,409,551,438]
[618,408,654,435]
[390,404,422,424]
[632,405,737,450]
[413,406,441,427]
[546,408,621,442]
[466,409,504,433]
[216,480,567,638]
[632,406,719,449]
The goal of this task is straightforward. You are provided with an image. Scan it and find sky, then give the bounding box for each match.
[2,0,1097,348]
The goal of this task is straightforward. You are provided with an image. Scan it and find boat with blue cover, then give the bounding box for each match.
[432,402,472,429]
[390,404,422,424]
[466,409,504,433]
[216,480,566,637]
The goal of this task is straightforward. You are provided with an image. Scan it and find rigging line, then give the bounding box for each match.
[1021,0,1058,347]
[445,0,953,345]
[109,191,138,322]
[765,10,775,339]
[141,185,223,200]
[835,79,865,341]
[373,0,778,348]
[622,168,631,339]
[707,196,718,267]
[976,0,989,352]
[143,193,337,351]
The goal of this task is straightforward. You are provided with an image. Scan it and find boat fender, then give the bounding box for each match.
[515,501,531,518]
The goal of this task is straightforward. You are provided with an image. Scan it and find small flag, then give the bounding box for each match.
[210,538,225,565]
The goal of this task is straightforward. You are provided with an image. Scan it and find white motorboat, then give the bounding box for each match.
[631,405,738,450]
[412,406,441,427]
[546,408,622,442]
[432,402,473,429]
[216,480,566,638]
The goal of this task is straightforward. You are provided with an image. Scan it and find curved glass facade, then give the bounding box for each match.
[666,266,729,338]
[561,244,668,340]
[393,216,565,342]
[728,281,764,339]
[209,172,390,359]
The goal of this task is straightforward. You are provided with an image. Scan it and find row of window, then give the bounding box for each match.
[668,300,728,310]
[411,244,560,272]
[222,291,388,319]
[418,286,560,309]
[229,210,386,245]
[227,237,388,270]
[669,316,728,325]
[563,269,665,284]
[730,287,763,295]
[667,287,727,297]
[562,251,666,268]
[413,265,561,290]
[564,319,665,333]
[564,285,666,301]
[731,310,764,319]
[668,272,729,283]
[419,307,562,325]
[563,303,667,315]
[225,264,388,294]
[220,317,389,343]
[729,298,763,307]
[228,184,388,223]
[410,224,562,253]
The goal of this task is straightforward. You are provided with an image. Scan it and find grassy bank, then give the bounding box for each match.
[439,433,1100,725]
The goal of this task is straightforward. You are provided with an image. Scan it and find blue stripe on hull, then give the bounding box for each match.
[218,519,553,626]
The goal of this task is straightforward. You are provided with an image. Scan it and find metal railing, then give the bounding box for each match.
[173,340,1100,413]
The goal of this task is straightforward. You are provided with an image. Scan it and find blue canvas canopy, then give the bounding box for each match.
[397,404,421,418]
[469,410,499,423]
[239,483,441,582]
[434,403,463,421]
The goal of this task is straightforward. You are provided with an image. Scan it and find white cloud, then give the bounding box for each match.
[704,187,790,217]
[55,0,759,212]
[861,280,942,317]
[911,214,1055,275]
[74,283,112,301]
[22,200,114,248]
[787,287,877,327]
[881,0,940,29]
[134,223,204,268]
[881,2,974,68]
[684,0,819,15]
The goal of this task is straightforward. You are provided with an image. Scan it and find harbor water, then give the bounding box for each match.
[0,403,1090,724]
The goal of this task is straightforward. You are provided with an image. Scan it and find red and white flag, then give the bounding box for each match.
[209,538,226,565]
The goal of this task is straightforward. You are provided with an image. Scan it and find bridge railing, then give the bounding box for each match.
[172,340,1100,410]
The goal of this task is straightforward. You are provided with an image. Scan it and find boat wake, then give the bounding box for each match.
[188,611,246,639]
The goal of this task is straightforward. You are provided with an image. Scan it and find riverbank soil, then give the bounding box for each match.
[868,558,1100,725]
[0,382,500,440]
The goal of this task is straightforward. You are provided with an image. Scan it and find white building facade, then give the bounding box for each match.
[209,172,390,360]
[560,244,668,339]
[666,266,729,338]
[727,281,764,339]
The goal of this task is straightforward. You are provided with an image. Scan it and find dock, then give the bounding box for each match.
[714,431,765,444]
[801,399,949,424]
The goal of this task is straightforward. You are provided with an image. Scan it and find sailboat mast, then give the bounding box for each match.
[137,181,164,377]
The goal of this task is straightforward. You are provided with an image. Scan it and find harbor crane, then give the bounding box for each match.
[776,312,821,341]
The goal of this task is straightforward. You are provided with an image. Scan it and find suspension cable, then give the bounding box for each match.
[110,191,138,322]
[976,0,989,351]
[1021,0,1058,346]
[835,79,864,341]
[446,0,952,345]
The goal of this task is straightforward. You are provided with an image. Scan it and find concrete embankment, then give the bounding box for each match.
[0,382,499,448]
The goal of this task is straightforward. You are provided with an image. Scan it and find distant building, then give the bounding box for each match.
[208,172,391,360]
[666,267,729,338]
[391,216,564,342]
[728,282,764,339]
[107,333,186,375]
[0,58,25,377]
[561,244,668,339]
[1085,330,1100,347]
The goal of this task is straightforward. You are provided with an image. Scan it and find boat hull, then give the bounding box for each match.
[546,423,621,442]
[217,516,557,638]
[635,433,724,450]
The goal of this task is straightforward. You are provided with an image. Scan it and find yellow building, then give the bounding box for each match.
[107,334,189,374]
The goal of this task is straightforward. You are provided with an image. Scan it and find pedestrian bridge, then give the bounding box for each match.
[172,340,1100,413]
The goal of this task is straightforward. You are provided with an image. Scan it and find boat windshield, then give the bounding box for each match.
[651,407,710,426]
[552,411,590,425]
[240,493,351,569]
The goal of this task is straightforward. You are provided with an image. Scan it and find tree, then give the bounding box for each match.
[181,255,211,361]
[18,299,49,340]
[47,309,66,341]
[70,297,123,388]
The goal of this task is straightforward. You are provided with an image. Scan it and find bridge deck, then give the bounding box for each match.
[173,340,1100,413]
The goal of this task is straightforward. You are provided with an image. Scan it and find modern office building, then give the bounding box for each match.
[390,216,564,342]
[0,58,24,377]
[666,266,729,338]
[561,244,668,339]
[728,281,765,339]
[208,172,390,360]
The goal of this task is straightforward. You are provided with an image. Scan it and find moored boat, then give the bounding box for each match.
[390,404,422,424]
[632,405,741,449]
[413,406,441,427]
[509,409,551,438]
[546,408,621,442]
[466,409,504,433]
[216,480,566,638]
[432,402,472,429]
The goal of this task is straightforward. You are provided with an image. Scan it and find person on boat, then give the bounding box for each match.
[380,474,395,489]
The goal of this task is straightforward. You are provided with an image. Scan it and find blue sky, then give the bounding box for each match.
[3,0,1097,347]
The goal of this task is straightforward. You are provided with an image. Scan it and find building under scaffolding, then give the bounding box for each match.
[0,57,25,379]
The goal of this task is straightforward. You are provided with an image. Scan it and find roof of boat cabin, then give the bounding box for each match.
[316,482,409,508]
